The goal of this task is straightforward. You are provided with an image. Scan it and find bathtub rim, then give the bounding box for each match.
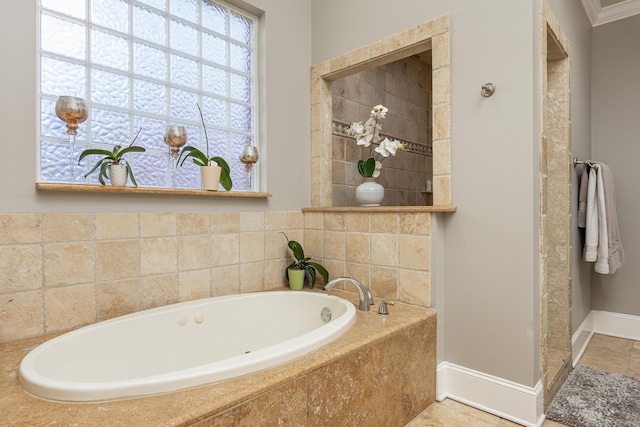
[18,290,356,403]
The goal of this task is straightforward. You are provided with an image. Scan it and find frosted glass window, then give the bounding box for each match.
[91,0,130,33]
[41,13,86,60]
[133,5,167,45]
[42,0,86,19]
[91,29,130,72]
[38,0,258,192]
[91,69,130,107]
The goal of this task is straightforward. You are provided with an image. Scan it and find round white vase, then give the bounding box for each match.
[109,164,128,186]
[356,178,384,206]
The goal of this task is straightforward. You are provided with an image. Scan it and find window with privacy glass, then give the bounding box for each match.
[39,0,258,191]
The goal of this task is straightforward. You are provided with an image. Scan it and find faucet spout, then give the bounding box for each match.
[324,277,373,311]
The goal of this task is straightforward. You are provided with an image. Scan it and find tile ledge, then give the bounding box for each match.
[35,182,272,198]
[302,205,457,213]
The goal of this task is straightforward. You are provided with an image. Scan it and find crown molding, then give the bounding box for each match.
[581,0,640,26]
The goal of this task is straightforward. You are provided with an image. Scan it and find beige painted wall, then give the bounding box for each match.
[591,13,640,316]
[312,0,541,386]
[0,0,312,213]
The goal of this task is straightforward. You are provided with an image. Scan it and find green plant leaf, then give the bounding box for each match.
[84,157,112,178]
[78,149,115,163]
[306,266,317,287]
[288,240,305,261]
[126,163,138,187]
[117,145,146,159]
[357,159,366,177]
[363,157,376,177]
[211,156,233,191]
[98,163,110,185]
[177,146,208,167]
[307,262,329,285]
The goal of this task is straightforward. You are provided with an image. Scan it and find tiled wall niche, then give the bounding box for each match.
[311,15,451,207]
[331,54,433,206]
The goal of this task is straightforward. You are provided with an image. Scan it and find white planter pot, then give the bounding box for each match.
[109,164,128,187]
[201,165,222,191]
[355,178,384,206]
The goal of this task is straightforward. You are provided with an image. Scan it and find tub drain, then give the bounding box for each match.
[320,307,332,322]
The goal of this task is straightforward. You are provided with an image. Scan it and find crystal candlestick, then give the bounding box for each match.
[239,146,259,172]
[55,96,87,182]
[164,126,187,187]
[55,96,87,144]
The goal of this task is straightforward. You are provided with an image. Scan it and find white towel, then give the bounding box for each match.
[583,166,599,262]
[593,164,609,273]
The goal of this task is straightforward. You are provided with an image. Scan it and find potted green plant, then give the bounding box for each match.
[78,128,145,187]
[282,233,329,290]
[176,104,232,191]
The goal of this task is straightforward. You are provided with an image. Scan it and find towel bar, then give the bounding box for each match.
[573,157,587,167]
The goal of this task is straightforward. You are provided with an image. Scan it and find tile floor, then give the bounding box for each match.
[406,334,640,426]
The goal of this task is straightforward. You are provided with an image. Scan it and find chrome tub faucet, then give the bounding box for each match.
[324,277,373,311]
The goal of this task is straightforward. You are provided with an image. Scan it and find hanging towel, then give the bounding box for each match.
[583,166,599,262]
[596,163,626,274]
[593,164,610,273]
[582,162,626,274]
[577,164,589,228]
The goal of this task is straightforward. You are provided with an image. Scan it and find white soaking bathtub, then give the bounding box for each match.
[19,291,356,402]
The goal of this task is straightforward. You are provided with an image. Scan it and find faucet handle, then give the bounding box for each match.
[378,301,389,315]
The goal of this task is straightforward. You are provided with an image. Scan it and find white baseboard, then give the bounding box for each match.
[437,362,545,427]
[572,309,640,366]
[435,311,640,427]
[591,310,640,341]
[572,311,594,367]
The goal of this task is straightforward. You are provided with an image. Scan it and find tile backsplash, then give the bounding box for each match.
[0,210,432,344]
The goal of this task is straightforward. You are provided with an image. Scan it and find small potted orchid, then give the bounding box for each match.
[176,104,232,191]
[78,128,145,187]
[346,104,406,205]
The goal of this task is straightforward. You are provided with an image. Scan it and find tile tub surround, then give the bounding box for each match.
[0,208,449,344]
[302,209,437,307]
[0,211,304,344]
[1,290,436,426]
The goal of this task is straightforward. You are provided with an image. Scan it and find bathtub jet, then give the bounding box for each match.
[19,291,356,402]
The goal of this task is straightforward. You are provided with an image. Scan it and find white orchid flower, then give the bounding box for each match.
[374,137,398,157]
[357,134,372,147]
[372,161,383,178]
[371,105,388,119]
[347,121,364,136]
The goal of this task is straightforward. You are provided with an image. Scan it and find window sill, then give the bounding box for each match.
[35,183,272,198]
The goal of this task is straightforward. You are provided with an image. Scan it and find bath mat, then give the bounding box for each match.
[546,365,640,427]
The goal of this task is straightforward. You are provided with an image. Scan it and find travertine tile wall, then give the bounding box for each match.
[303,211,431,306]
[0,211,303,344]
[0,210,432,344]
[331,56,432,206]
[540,0,572,409]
